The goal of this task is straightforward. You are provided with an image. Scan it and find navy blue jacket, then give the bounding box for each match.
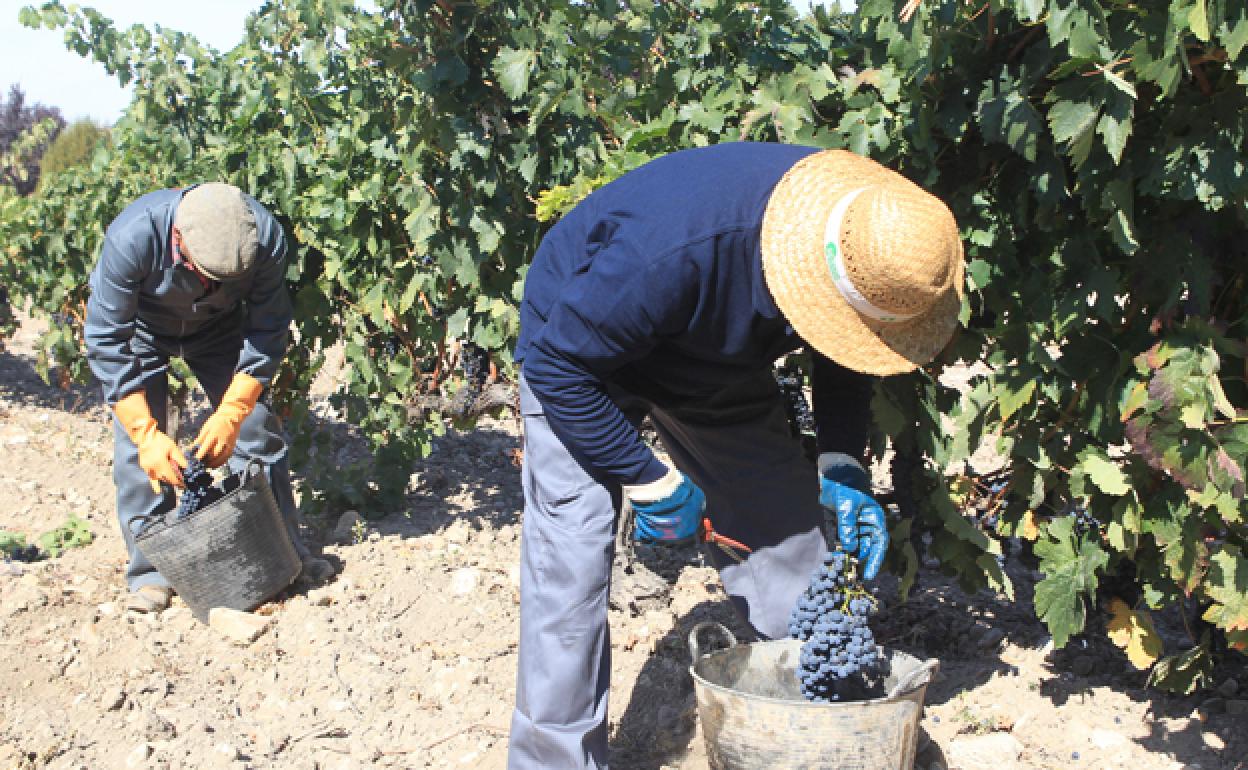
[84,187,292,404]
[516,143,873,486]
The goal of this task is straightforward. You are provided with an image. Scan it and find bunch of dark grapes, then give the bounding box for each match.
[383,336,403,358]
[176,456,217,519]
[1067,503,1098,538]
[4,544,43,563]
[449,342,490,418]
[790,549,882,702]
[980,477,1007,530]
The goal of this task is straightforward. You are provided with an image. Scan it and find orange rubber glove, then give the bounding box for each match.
[194,372,264,468]
[114,390,187,492]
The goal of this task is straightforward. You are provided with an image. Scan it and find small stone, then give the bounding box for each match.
[125,743,152,768]
[1202,731,1226,751]
[78,622,103,648]
[67,576,101,597]
[97,602,117,617]
[145,712,177,741]
[208,608,272,645]
[948,734,1023,769]
[1071,655,1096,677]
[331,510,361,543]
[1217,678,1239,698]
[1225,699,1248,716]
[102,688,126,711]
[445,522,472,545]
[450,568,480,596]
[977,628,1006,650]
[1089,729,1129,750]
[306,587,334,607]
[213,742,239,760]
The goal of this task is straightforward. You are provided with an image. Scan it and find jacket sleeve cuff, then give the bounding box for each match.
[817,452,870,493]
[623,464,681,503]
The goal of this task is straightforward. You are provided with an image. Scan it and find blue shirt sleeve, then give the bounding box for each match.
[523,238,698,486]
[235,201,292,387]
[84,234,147,404]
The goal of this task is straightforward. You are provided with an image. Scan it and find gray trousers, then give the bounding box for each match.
[112,324,309,592]
[508,374,827,769]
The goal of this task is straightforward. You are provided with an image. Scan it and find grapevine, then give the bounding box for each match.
[790,549,883,702]
[0,0,1243,692]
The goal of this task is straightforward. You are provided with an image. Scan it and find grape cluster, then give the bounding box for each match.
[383,336,403,358]
[790,549,881,702]
[1067,504,1098,538]
[980,478,1007,530]
[449,342,491,418]
[176,456,217,519]
[4,544,43,563]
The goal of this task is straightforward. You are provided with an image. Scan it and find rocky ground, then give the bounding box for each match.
[1,313,1245,770]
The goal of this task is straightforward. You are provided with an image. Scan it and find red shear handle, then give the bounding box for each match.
[701,517,752,561]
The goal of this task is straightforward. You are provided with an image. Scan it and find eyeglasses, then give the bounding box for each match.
[172,227,215,292]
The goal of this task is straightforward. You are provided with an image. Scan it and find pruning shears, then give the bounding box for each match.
[700,517,752,564]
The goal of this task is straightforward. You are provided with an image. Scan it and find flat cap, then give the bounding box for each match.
[174,183,259,281]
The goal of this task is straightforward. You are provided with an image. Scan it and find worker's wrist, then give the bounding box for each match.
[222,372,264,411]
[623,465,683,504]
[113,390,158,444]
[817,452,870,493]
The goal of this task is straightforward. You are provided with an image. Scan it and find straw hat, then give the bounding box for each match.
[175,183,259,282]
[760,150,965,376]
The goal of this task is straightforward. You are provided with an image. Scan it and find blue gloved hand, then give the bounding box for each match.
[818,453,889,580]
[627,468,705,544]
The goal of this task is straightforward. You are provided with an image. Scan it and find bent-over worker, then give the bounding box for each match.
[509,143,965,768]
[84,182,332,613]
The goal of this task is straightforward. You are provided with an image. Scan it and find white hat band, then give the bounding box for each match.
[823,187,919,324]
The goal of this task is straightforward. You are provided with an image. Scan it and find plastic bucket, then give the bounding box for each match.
[688,623,937,770]
[134,460,302,622]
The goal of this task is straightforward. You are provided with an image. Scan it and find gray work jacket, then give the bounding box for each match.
[83,187,292,404]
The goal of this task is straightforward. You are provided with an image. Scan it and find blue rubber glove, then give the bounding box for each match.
[627,468,705,544]
[818,453,889,580]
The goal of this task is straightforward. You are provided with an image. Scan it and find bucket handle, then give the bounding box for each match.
[687,621,737,661]
[886,658,940,699]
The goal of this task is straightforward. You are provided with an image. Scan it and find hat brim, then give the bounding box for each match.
[761,150,964,376]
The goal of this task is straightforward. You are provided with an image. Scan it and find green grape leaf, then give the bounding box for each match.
[1201,546,1248,634]
[493,47,537,100]
[1077,450,1131,496]
[1034,517,1110,647]
[1147,640,1213,694]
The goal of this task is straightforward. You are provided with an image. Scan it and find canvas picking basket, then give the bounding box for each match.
[134,460,301,622]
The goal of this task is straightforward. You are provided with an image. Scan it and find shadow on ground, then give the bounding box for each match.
[0,349,101,413]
